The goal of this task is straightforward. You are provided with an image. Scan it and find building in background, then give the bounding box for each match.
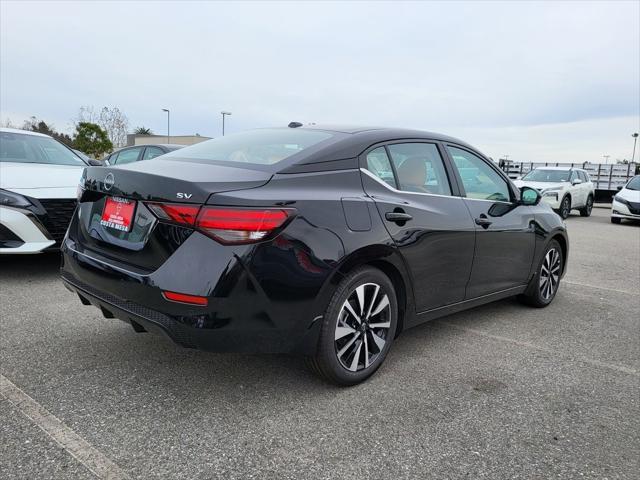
[126,134,211,146]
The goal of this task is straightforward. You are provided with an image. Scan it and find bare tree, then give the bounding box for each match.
[77,106,129,148]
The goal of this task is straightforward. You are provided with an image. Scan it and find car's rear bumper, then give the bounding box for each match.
[60,238,325,355]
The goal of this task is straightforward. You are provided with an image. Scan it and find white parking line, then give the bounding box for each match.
[438,322,639,377]
[563,280,638,295]
[0,374,131,480]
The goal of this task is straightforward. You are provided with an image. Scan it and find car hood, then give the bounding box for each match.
[514,180,566,191]
[0,162,84,189]
[618,188,640,202]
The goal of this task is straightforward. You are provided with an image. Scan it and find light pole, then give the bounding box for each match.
[221,111,232,136]
[632,133,639,163]
[161,109,170,143]
[603,154,610,164]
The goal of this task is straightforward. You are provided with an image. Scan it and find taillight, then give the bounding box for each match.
[196,207,293,244]
[146,203,294,244]
[147,203,200,226]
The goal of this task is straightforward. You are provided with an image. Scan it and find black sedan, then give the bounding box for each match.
[103,144,184,165]
[61,125,568,385]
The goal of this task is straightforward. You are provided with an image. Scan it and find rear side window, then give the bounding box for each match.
[365,147,397,188]
[163,128,333,167]
[114,147,142,164]
[579,171,589,182]
[142,147,165,160]
[448,146,511,202]
[387,143,451,195]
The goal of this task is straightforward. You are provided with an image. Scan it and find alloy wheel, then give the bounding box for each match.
[586,197,593,215]
[334,282,391,372]
[539,248,561,300]
[561,198,570,218]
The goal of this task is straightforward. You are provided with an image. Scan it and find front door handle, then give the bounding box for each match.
[385,212,413,223]
[475,215,492,229]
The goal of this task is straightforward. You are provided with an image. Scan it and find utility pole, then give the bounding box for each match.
[221,111,232,136]
[162,109,170,143]
[603,154,610,164]
[632,133,639,163]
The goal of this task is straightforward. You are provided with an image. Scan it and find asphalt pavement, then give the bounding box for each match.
[1,207,638,479]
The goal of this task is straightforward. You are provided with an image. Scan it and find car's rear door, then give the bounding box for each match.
[444,144,535,298]
[360,141,476,311]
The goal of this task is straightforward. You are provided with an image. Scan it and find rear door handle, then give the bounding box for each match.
[475,216,492,228]
[385,212,413,223]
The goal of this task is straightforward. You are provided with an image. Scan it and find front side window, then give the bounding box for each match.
[114,147,142,164]
[365,147,397,188]
[0,131,84,166]
[448,146,511,202]
[387,143,451,195]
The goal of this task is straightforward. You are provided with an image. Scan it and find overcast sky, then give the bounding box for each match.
[1,0,639,162]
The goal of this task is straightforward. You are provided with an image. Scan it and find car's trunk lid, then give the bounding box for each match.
[73,159,272,270]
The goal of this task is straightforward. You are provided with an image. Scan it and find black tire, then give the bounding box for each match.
[611,217,622,224]
[579,195,593,217]
[518,239,563,308]
[557,196,571,219]
[307,266,398,386]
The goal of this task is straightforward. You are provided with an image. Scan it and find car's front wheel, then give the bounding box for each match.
[611,216,621,224]
[579,195,593,217]
[519,240,563,308]
[308,266,398,386]
[556,196,571,219]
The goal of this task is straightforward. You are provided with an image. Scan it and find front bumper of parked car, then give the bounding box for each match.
[611,198,640,219]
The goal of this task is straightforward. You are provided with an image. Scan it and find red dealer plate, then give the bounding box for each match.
[100,197,136,232]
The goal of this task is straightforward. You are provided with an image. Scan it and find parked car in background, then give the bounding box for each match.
[0,128,86,253]
[514,167,595,219]
[62,125,568,385]
[611,175,640,224]
[103,144,184,165]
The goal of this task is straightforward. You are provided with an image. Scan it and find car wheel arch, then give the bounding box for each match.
[328,246,412,337]
[550,233,568,276]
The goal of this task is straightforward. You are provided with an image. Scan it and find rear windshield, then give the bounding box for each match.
[522,169,570,182]
[0,131,84,166]
[163,129,333,167]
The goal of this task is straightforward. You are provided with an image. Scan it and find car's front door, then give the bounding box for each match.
[361,142,476,312]
[445,145,536,298]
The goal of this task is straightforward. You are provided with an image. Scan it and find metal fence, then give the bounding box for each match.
[499,161,638,191]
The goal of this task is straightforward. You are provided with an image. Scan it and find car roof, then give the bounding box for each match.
[277,125,481,171]
[0,127,51,138]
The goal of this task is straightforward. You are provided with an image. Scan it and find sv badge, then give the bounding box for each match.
[176,193,193,199]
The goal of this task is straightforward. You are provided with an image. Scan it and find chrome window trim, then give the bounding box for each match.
[360,168,463,200]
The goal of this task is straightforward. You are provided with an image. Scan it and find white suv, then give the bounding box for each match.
[514,167,595,219]
[0,128,87,253]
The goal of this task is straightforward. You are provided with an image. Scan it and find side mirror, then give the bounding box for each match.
[87,158,103,166]
[572,178,582,185]
[617,185,623,191]
[520,186,541,206]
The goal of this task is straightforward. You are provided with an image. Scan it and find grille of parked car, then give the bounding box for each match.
[628,201,640,215]
[38,199,78,244]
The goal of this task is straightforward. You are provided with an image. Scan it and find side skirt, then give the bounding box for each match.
[407,285,528,328]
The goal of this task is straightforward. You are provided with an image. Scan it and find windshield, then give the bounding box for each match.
[626,175,640,191]
[0,132,85,166]
[522,169,570,182]
[163,128,334,167]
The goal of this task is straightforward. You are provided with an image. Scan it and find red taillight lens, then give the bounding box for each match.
[196,207,293,244]
[147,203,200,226]
[146,203,294,244]
[162,291,208,306]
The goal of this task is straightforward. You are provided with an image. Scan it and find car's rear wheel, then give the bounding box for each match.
[308,266,397,386]
[519,239,563,308]
[611,217,621,224]
[579,195,593,217]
